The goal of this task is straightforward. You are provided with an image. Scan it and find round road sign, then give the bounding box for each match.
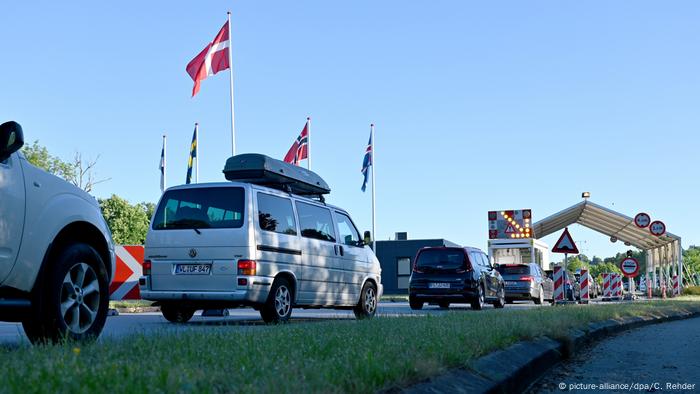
[634,213,651,228]
[620,257,640,278]
[649,220,666,237]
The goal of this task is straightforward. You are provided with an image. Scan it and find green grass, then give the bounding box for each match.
[2,298,699,393]
[108,300,155,310]
[683,286,700,296]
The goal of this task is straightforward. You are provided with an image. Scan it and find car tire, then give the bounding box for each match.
[534,286,544,305]
[260,277,293,323]
[471,284,485,310]
[353,281,378,319]
[493,286,506,309]
[438,301,450,309]
[161,304,196,323]
[22,243,109,344]
[409,296,423,310]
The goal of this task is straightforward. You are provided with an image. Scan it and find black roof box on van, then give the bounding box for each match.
[223,153,331,196]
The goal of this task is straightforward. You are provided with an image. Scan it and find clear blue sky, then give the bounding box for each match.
[2,1,698,258]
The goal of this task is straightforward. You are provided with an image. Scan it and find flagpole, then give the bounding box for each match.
[306,117,311,170]
[227,11,236,156]
[371,123,376,252]
[195,123,199,183]
[162,134,167,192]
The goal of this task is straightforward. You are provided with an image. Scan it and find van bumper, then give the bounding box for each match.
[139,275,270,304]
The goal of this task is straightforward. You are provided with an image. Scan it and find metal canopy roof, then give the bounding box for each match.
[532,200,680,250]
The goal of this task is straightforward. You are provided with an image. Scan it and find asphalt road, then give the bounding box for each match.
[531,317,700,393]
[0,300,547,345]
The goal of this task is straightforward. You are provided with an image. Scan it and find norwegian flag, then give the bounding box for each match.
[186,21,231,97]
[283,120,309,166]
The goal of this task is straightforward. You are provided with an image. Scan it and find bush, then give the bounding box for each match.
[683,286,700,296]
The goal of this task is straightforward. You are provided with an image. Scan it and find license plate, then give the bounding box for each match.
[506,281,517,285]
[429,282,450,289]
[174,264,211,275]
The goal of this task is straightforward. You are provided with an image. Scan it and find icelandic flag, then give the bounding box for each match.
[159,144,165,192]
[361,132,372,192]
[186,126,197,184]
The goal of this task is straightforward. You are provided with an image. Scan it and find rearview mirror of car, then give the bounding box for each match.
[363,230,372,246]
[0,121,24,162]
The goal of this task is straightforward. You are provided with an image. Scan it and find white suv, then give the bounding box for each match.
[0,121,115,343]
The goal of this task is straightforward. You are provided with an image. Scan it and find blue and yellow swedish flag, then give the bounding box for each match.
[186,125,197,184]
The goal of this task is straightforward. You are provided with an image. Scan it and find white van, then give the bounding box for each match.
[139,154,382,323]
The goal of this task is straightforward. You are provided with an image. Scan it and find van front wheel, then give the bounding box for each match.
[260,277,293,323]
[353,282,378,319]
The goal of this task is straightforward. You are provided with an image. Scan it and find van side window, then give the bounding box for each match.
[295,202,336,242]
[481,253,491,268]
[334,212,361,247]
[469,252,482,267]
[257,193,297,235]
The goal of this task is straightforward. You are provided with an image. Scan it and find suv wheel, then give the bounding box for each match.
[493,286,506,309]
[22,243,109,344]
[471,284,485,310]
[161,304,196,323]
[353,282,378,319]
[260,277,293,323]
[534,286,544,305]
[409,296,423,310]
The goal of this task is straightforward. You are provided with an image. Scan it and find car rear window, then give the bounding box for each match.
[415,249,466,270]
[496,265,530,275]
[152,187,245,230]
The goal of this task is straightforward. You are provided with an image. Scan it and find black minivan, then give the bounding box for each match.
[408,247,505,310]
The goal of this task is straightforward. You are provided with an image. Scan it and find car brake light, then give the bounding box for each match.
[237,260,256,276]
[143,260,152,276]
[520,275,534,282]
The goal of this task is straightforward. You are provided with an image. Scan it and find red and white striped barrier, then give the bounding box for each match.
[603,273,612,299]
[646,273,652,298]
[611,274,619,299]
[673,275,679,297]
[615,274,623,298]
[553,266,565,301]
[580,269,590,303]
[109,245,144,300]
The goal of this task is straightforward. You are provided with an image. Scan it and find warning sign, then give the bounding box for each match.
[552,228,579,254]
[504,224,516,234]
[487,209,533,239]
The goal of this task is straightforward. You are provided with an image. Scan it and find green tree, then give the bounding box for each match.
[99,195,150,245]
[21,140,108,193]
[21,140,75,179]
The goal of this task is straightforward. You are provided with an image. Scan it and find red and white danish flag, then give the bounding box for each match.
[186,21,231,97]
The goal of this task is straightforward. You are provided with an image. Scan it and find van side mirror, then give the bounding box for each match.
[363,231,372,246]
[0,121,24,162]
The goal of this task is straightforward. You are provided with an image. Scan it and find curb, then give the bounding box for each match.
[397,307,700,394]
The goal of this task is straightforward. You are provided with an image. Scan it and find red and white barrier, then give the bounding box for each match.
[613,274,622,299]
[646,273,652,298]
[603,273,612,299]
[673,275,679,296]
[109,245,144,300]
[553,266,564,301]
[580,269,590,303]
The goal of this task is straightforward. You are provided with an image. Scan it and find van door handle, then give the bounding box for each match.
[339,245,344,256]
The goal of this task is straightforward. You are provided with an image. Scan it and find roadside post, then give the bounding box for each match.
[553,266,564,303]
[672,274,679,297]
[551,228,579,304]
[602,273,611,300]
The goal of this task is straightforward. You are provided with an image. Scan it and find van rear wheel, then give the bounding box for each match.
[161,304,195,323]
[260,277,293,323]
[409,296,423,310]
[353,282,378,319]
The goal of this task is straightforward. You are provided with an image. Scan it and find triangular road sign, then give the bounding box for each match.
[504,223,516,234]
[552,228,579,254]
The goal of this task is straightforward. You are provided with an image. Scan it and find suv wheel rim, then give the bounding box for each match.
[61,263,100,334]
[275,285,291,317]
[479,286,485,306]
[539,287,544,304]
[364,287,377,314]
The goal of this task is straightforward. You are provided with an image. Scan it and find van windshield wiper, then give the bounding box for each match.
[193,228,201,235]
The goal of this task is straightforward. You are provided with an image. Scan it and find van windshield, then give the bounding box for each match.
[152,187,245,230]
[415,249,466,270]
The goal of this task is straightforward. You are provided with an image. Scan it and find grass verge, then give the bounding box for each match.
[2,298,699,393]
